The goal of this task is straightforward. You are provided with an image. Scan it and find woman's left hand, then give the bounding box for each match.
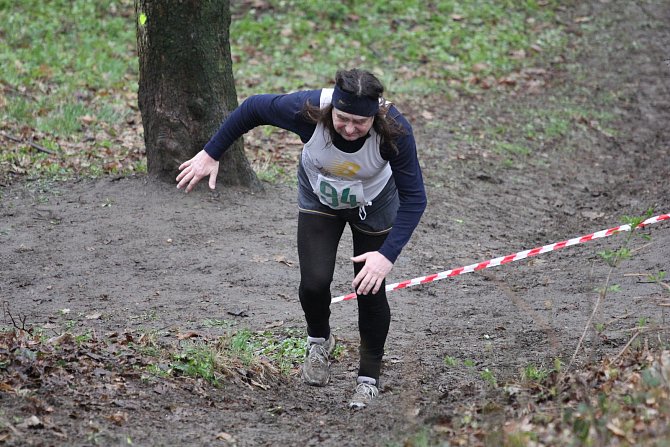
[351,251,393,295]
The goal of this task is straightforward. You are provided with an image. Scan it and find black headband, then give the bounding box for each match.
[331,85,379,117]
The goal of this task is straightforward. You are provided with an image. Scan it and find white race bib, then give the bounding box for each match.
[315,174,367,209]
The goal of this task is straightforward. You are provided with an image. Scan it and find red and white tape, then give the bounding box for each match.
[332,213,670,303]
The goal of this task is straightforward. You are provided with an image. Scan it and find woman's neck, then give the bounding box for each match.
[332,131,369,153]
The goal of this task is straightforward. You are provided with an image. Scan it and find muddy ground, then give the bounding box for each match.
[2,1,669,446]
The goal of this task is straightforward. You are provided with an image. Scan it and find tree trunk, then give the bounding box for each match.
[135,0,261,190]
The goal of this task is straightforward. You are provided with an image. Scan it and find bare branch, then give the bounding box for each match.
[1,132,57,155]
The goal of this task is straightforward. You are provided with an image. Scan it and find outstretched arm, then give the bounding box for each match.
[175,90,320,191]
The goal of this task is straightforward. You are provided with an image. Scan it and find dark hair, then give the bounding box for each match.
[303,69,405,158]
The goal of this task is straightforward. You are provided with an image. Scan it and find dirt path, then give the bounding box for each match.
[2,1,669,445]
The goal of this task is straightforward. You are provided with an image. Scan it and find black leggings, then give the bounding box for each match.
[297,211,391,382]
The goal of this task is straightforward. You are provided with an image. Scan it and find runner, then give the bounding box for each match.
[176,68,427,409]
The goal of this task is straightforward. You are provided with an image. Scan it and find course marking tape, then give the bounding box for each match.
[332,213,670,304]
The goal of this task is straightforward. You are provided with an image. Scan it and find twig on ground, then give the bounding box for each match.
[2,301,29,332]
[613,325,670,362]
[629,242,653,255]
[623,273,670,291]
[0,417,23,438]
[566,265,614,374]
[1,132,57,155]
[619,325,670,333]
[613,330,640,363]
[605,312,630,325]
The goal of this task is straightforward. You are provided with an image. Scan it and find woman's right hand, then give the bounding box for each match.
[176,150,220,192]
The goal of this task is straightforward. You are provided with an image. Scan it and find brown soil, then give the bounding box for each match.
[1,1,669,446]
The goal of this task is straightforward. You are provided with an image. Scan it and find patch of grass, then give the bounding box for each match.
[443,355,459,367]
[1,0,567,182]
[255,328,306,374]
[480,367,498,387]
[227,328,257,367]
[0,0,143,180]
[171,341,222,385]
[145,327,312,384]
[252,159,292,184]
[437,94,622,174]
[522,364,550,383]
[495,142,532,157]
[387,428,431,447]
[231,0,566,98]
[0,0,136,131]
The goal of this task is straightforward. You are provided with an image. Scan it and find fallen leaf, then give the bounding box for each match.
[47,333,74,345]
[108,411,128,426]
[216,432,235,442]
[471,62,489,73]
[85,312,102,320]
[607,421,634,443]
[498,75,518,86]
[274,255,294,267]
[250,379,269,390]
[433,424,452,434]
[18,415,43,429]
[265,320,284,329]
[79,115,96,125]
[176,331,201,340]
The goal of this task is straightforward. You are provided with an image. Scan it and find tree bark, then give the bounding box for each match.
[135,0,261,190]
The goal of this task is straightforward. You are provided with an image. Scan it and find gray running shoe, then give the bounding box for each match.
[301,333,336,386]
[349,381,379,410]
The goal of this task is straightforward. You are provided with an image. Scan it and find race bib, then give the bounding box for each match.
[315,174,366,209]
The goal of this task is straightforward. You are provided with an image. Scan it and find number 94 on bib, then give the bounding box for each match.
[316,175,367,210]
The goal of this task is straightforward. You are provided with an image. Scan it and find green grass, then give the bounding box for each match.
[0,0,142,180]
[0,0,567,182]
[144,327,313,385]
[171,341,222,384]
[437,95,621,173]
[231,0,566,98]
[0,0,137,134]
[521,364,550,383]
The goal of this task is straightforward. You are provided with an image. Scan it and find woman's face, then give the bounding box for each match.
[332,108,374,141]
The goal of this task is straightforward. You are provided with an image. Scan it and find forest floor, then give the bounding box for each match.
[2,1,670,446]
